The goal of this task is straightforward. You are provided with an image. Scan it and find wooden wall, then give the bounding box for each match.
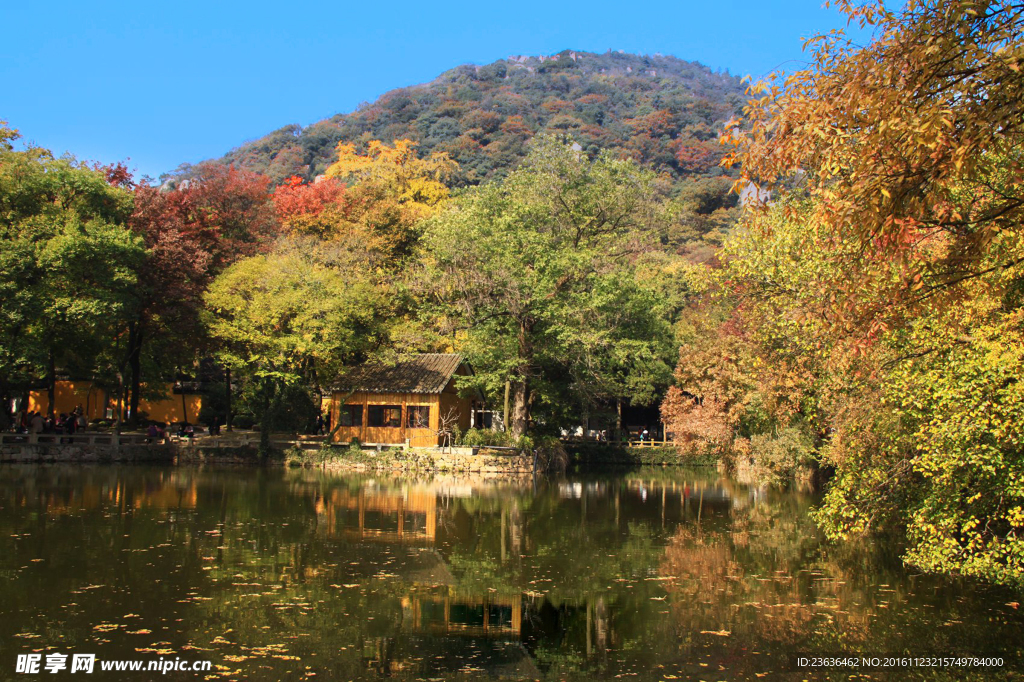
[331,388,472,447]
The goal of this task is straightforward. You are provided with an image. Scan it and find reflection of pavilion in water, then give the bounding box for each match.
[318,477,738,677]
[315,483,526,638]
[314,485,437,543]
[318,481,539,677]
[402,586,522,637]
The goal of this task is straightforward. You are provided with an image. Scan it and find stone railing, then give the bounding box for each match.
[0,431,327,448]
[1,433,152,446]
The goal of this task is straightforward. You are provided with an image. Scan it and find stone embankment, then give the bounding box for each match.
[1,433,538,473]
[1,433,176,464]
[318,446,537,474]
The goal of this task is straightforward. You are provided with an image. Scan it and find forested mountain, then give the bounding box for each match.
[213,50,746,190]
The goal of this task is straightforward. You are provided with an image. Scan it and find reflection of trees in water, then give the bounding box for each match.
[659,494,1024,673]
[3,468,1023,680]
[662,523,827,653]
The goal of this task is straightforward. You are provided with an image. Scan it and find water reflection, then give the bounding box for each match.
[0,465,1021,680]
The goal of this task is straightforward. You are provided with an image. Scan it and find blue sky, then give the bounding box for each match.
[2,1,870,180]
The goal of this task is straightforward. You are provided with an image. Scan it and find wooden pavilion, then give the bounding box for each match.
[329,353,479,447]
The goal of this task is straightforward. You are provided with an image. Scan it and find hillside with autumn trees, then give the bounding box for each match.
[191,50,746,255]
[213,50,744,187]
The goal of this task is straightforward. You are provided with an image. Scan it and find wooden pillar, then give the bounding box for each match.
[361,393,368,442]
[400,395,407,445]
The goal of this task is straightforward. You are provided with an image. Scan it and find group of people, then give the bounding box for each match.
[145,422,168,441]
[7,406,232,444]
[146,422,201,442]
[15,408,88,435]
[607,426,653,442]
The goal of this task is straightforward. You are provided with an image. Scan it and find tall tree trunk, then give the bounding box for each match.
[225,367,233,432]
[510,318,534,438]
[114,370,125,458]
[47,350,56,421]
[502,381,510,433]
[0,384,10,431]
[509,378,529,438]
[127,321,144,424]
[180,382,189,425]
[259,412,271,463]
[257,380,276,463]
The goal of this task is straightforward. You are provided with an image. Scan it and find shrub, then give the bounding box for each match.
[534,436,567,472]
[459,428,518,448]
[747,427,816,486]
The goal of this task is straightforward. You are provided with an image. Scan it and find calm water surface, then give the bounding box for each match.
[0,465,1021,681]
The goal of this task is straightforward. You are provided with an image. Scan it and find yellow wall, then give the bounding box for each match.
[28,381,203,424]
[331,389,472,447]
[27,381,107,420]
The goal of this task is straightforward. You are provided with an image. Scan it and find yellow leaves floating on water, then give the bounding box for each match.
[92,623,123,632]
[206,664,242,678]
[181,643,214,652]
[236,643,299,661]
[699,630,731,636]
[136,647,176,655]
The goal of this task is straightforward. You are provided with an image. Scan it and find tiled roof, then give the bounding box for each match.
[336,354,466,394]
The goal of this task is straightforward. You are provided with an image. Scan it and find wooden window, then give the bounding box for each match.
[340,404,363,427]
[407,406,430,429]
[367,405,402,428]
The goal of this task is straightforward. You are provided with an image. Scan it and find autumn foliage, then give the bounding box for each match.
[722,0,1024,333]
[664,0,1024,586]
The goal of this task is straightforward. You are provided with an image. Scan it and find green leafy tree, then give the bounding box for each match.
[203,237,389,457]
[0,138,144,422]
[421,136,673,436]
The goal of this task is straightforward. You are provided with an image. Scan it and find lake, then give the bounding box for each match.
[1,465,1021,680]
